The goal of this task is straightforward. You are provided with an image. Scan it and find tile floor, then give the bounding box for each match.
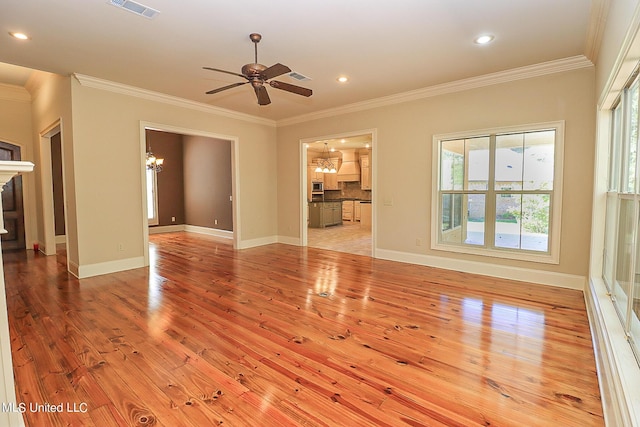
[307,220,372,256]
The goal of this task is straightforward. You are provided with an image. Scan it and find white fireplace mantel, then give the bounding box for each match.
[0,161,33,427]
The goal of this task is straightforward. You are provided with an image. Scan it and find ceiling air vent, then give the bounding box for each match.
[109,0,160,19]
[289,71,311,82]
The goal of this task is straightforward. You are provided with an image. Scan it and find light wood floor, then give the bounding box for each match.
[307,221,372,256]
[4,232,603,426]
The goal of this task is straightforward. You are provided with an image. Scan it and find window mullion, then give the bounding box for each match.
[486,134,497,249]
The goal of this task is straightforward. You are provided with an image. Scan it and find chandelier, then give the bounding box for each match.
[146,143,164,172]
[314,142,336,173]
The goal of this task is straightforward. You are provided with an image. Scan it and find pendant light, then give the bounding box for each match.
[314,142,336,173]
[146,142,164,172]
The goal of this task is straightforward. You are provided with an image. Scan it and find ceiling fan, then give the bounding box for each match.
[203,33,312,106]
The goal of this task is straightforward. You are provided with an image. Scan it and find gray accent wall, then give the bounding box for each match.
[51,132,65,236]
[183,135,232,231]
[146,130,232,232]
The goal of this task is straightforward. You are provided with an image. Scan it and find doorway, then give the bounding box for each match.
[0,141,26,251]
[40,121,68,262]
[139,122,239,267]
[301,130,375,257]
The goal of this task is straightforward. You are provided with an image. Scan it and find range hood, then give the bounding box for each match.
[337,149,360,182]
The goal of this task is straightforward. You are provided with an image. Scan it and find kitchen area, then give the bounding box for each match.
[306,135,372,256]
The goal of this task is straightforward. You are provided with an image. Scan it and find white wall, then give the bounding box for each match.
[67,77,278,275]
[277,67,596,288]
[0,84,36,251]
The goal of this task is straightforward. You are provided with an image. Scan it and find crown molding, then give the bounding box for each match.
[597,2,640,108]
[277,55,594,127]
[73,74,276,127]
[0,83,31,103]
[584,0,610,62]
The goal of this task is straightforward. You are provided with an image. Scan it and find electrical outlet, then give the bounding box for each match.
[214,219,218,225]
[171,216,176,222]
[416,238,422,247]
[118,243,124,251]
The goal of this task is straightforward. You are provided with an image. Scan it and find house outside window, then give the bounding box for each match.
[432,121,564,264]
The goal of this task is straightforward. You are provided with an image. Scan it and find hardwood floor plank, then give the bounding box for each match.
[3,232,603,426]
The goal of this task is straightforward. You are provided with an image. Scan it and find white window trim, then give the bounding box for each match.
[147,168,159,226]
[431,121,564,264]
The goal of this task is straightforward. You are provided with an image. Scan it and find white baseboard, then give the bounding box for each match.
[184,225,233,239]
[68,261,79,278]
[236,235,278,249]
[277,235,302,246]
[54,235,66,244]
[149,225,185,234]
[32,240,51,255]
[375,248,585,289]
[585,277,640,426]
[76,256,146,279]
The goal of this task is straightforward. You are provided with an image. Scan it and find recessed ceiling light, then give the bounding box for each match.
[337,76,349,83]
[474,35,494,45]
[9,32,29,40]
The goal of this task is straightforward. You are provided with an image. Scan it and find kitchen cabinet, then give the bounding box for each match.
[308,163,324,182]
[354,201,362,221]
[323,158,341,190]
[342,200,354,221]
[307,164,324,198]
[308,201,342,228]
[360,202,372,227]
[360,154,371,190]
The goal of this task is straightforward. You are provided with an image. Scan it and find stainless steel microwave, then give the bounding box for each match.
[312,182,324,193]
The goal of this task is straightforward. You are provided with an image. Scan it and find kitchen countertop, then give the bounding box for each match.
[324,198,372,202]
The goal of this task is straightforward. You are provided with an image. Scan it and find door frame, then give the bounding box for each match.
[139,121,240,267]
[299,128,377,256]
[39,120,69,262]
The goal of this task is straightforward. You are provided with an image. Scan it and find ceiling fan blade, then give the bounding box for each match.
[254,85,271,105]
[206,81,248,95]
[269,80,312,97]
[261,63,291,80]
[203,66,247,79]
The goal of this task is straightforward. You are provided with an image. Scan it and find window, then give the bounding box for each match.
[432,122,564,264]
[146,168,159,226]
[602,71,640,362]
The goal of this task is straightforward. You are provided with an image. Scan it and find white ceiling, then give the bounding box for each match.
[0,0,602,122]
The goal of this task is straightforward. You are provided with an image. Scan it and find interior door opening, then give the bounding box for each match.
[50,132,66,249]
[39,121,69,268]
[301,131,375,257]
[140,123,240,266]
